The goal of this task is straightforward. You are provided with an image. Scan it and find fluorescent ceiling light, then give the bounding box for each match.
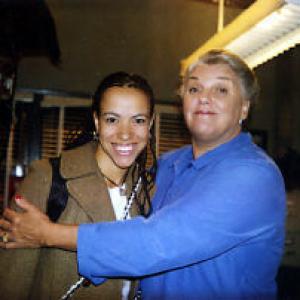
[181,0,300,73]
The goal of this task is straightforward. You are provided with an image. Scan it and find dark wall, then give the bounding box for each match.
[11,0,300,154]
[16,0,241,99]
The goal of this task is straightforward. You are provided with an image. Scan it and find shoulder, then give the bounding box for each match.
[60,141,98,178]
[61,141,96,161]
[158,145,192,167]
[231,142,279,171]
[215,146,284,190]
[27,158,52,178]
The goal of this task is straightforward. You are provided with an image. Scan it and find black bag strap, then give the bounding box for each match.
[47,157,69,222]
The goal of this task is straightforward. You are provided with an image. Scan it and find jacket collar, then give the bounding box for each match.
[59,141,139,221]
[60,141,99,179]
[60,142,116,222]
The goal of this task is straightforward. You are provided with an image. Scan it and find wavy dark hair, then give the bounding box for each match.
[67,72,157,217]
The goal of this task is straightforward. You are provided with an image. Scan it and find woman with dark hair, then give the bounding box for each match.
[1,50,286,299]
[0,71,157,300]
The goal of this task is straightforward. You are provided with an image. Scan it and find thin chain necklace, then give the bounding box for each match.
[99,167,128,196]
[59,177,141,300]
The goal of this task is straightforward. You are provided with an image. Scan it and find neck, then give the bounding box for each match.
[95,147,128,187]
[101,171,125,188]
[193,129,241,159]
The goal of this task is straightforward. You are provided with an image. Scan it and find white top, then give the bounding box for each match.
[108,186,131,300]
[109,185,131,220]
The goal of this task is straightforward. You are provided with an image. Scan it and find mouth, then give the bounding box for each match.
[194,110,216,115]
[113,144,135,156]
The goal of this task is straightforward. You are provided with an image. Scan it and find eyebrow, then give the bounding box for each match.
[101,112,119,116]
[101,112,150,118]
[187,75,233,82]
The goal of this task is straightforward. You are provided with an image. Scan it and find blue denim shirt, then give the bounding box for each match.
[78,132,286,299]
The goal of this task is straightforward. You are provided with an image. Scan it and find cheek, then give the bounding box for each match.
[215,98,236,114]
[212,97,226,109]
[136,127,150,145]
[98,125,113,139]
[228,98,246,117]
[183,97,194,116]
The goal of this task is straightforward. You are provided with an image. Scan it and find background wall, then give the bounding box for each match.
[17,0,241,99]
[253,47,300,154]
[14,0,300,155]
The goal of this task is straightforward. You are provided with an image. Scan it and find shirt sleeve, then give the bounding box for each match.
[77,160,285,283]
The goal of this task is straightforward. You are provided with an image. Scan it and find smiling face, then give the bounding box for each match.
[94,86,151,175]
[183,63,250,158]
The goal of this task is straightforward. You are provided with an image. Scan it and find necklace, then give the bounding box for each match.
[101,172,120,186]
[98,167,128,196]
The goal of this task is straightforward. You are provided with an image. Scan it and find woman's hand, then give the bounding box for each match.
[0,195,52,249]
[0,195,78,251]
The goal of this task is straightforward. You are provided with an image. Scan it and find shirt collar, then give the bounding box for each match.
[171,145,194,175]
[172,132,252,173]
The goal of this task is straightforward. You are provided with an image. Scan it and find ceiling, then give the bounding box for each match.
[0,0,60,65]
[192,0,256,9]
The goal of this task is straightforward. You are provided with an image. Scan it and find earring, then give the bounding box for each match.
[148,126,153,139]
[93,131,99,141]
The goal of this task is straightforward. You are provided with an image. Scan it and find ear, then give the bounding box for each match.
[240,100,250,121]
[93,112,99,132]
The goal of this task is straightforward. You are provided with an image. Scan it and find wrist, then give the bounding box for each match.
[42,222,78,250]
[41,221,57,247]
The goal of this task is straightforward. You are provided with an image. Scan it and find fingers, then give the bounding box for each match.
[0,217,16,245]
[0,226,39,249]
[0,231,9,242]
[0,217,12,231]
[2,194,41,226]
[0,207,21,247]
[0,229,13,248]
[2,241,38,249]
[3,207,19,224]
[0,217,13,245]
[0,241,7,248]
[0,239,36,249]
[1,241,19,249]
[0,205,24,248]
[14,194,37,212]
[0,194,50,249]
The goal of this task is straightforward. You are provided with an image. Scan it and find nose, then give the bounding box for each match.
[118,122,132,141]
[197,90,210,105]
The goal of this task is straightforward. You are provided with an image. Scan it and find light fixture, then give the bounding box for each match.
[181,0,300,73]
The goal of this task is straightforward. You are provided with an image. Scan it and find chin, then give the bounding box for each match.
[191,128,215,139]
[114,157,136,169]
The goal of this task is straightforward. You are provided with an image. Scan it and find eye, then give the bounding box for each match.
[214,85,229,96]
[187,86,198,94]
[104,116,118,124]
[133,116,147,125]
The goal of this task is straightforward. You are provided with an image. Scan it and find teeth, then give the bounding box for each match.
[115,145,133,151]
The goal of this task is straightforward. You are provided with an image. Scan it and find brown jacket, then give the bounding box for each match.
[0,142,139,300]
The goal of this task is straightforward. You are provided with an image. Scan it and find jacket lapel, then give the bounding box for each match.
[60,142,116,222]
[67,172,116,222]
